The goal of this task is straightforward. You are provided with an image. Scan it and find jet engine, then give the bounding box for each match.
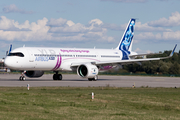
[25,71,44,78]
[77,64,98,78]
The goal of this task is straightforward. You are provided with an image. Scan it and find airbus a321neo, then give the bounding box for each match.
[4,19,177,81]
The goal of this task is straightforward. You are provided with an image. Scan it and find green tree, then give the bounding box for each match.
[169,62,180,74]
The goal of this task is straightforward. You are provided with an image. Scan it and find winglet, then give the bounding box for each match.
[158,44,177,60]
[169,44,177,57]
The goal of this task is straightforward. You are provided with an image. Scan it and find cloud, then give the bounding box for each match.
[162,31,180,40]
[134,48,153,53]
[103,21,171,32]
[0,16,114,42]
[131,12,180,42]
[89,19,103,25]
[100,0,147,3]
[135,31,180,41]
[0,17,50,41]
[0,16,30,31]
[3,4,33,14]
[48,18,67,27]
[135,22,172,32]
[48,18,114,42]
[0,15,179,44]
[0,16,18,30]
[148,12,180,27]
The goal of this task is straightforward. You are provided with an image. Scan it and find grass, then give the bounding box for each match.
[0,87,180,120]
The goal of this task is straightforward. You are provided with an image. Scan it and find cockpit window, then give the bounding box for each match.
[8,52,24,57]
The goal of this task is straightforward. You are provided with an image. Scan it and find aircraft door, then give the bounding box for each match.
[27,50,34,62]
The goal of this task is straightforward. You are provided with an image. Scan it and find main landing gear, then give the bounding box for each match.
[53,71,62,80]
[19,71,26,81]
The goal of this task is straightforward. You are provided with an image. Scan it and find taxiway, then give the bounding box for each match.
[0,73,179,88]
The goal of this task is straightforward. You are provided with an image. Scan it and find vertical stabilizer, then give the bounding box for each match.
[116,18,135,52]
[9,44,12,53]
[6,44,12,56]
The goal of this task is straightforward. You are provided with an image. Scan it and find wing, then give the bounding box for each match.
[129,53,163,59]
[71,44,177,67]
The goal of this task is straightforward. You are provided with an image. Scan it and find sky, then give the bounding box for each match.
[0,0,180,58]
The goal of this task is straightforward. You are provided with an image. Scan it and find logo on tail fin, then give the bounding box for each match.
[119,19,135,51]
[115,19,135,60]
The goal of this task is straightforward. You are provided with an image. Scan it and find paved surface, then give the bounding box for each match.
[0,73,180,88]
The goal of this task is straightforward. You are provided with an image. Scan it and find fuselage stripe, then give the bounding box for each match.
[52,54,59,70]
[56,54,62,70]
[55,56,60,69]
[55,56,59,70]
[52,53,61,71]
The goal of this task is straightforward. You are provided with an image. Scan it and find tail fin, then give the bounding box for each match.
[6,44,12,56]
[116,18,136,52]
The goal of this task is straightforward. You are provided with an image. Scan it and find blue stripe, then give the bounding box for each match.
[122,51,129,60]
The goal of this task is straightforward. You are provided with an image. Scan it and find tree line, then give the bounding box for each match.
[121,50,180,75]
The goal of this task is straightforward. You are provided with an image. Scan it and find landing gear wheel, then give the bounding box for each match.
[57,74,62,80]
[19,76,25,81]
[53,74,58,80]
[53,74,63,80]
[93,75,98,81]
[19,76,22,81]
[88,78,93,81]
[88,76,98,81]
[22,76,25,81]
[19,71,26,81]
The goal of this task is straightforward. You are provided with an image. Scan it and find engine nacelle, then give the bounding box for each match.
[77,64,98,78]
[25,71,44,78]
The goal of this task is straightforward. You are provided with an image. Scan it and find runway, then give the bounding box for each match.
[0,73,180,88]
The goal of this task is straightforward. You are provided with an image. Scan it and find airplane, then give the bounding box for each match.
[4,18,177,81]
[0,59,4,63]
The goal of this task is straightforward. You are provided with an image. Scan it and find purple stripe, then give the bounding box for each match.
[56,54,62,70]
[52,55,59,70]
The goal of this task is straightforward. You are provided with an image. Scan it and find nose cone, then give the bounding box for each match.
[5,56,25,70]
[4,57,18,69]
[4,57,12,68]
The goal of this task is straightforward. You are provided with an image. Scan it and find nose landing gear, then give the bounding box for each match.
[19,71,26,81]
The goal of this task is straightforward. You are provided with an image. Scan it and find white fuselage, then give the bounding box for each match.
[5,47,126,71]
